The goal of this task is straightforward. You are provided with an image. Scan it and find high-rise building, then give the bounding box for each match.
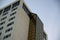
[0,0,47,40]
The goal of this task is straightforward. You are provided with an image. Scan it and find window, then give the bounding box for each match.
[44,38,46,40]
[1,16,7,21]
[10,12,16,16]
[12,7,17,11]
[7,22,14,27]
[12,1,20,8]
[0,26,3,30]
[0,32,2,36]
[0,9,3,15]
[3,5,11,13]
[9,16,15,21]
[0,21,5,25]
[5,27,13,33]
[43,32,46,40]
[22,3,30,15]
[2,12,8,16]
[3,34,11,39]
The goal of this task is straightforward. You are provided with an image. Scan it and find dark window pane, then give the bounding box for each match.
[7,22,14,27]
[2,12,8,16]
[3,34,11,39]
[9,16,15,21]
[22,3,30,15]
[3,5,11,13]
[1,16,7,21]
[12,7,17,11]
[0,21,5,25]
[10,12,16,16]
[0,9,3,15]
[5,27,13,33]
[12,1,20,8]
[0,26,3,30]
[0,32,2,35]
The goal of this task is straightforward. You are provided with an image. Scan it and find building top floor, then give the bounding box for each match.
[0,0,18,9]
[0,0,31,15]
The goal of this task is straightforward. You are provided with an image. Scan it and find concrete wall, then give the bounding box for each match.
[12,0,30,40]
[0,0,30,40]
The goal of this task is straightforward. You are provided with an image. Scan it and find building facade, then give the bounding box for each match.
[28,13,47,40]
[0,0,47,40]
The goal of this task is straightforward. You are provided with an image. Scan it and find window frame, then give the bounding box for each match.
[12,0,20,8]
[5,27,13,33]
[10,11,16,16]
[0,32,2,36]
[0,26,3,30]
[0,21,5,25]
[3,5,11,13]
[22,3,30,15]
[1,16,7,21]
[2,12,8,16]
[9,16,15,21]
[3,33,11,39]
[0,9,3,15]
[7,22,14,27]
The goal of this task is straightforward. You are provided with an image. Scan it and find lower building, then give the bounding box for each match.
[28,13,47,40]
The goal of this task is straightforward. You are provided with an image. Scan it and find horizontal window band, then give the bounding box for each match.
[12,0,20,8]
[2,12,8,16]
[0,21,5,25]
[11,7,18,11]
[3,5,11,13]
[9,16,15,21]
[7,22,14,27]
[1,16,7,21]
[0,26,3,30]
[10,12,16,16]
[3,33,11,39]
[0,32,2,36]
[5,27,13,33]
[0,9,3,15]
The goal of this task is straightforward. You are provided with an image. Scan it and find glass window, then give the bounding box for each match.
[10,12,16,16]
[2,12,8,16]
[0,9,3,15]
[9,16,15,21]
[3,5,11,13]
[12,1,20,8]
[5,27,13,33]
[1,16,7,21]
[12,7,17,11]
[22,3,30,15]
[0,26,3,30]
[0,32,2,36]
[7,22,14,27]
[0,21,5,25]
[3,34,11,39]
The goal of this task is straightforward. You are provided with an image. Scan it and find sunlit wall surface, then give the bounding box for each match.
[0,0,30,40]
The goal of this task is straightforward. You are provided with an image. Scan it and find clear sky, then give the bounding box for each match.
[24,0,60,40]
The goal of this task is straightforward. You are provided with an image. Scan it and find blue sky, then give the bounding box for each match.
[24,0,60,40]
